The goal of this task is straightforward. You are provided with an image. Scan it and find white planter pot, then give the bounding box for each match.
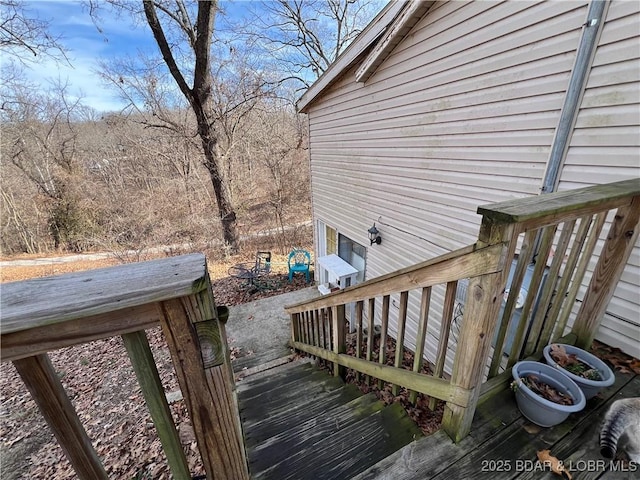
[512,361,586,427]
[543,344,615,400]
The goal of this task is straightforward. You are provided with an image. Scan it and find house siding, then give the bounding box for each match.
[307,0,638,360]
[556,0,640,358]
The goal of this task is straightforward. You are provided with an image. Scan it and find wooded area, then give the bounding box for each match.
[0,0,383,257]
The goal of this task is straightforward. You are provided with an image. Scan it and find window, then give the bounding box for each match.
[326,225,337,255]
[338,234,366,282]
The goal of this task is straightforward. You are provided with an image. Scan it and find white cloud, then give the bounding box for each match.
[20,0,155,113]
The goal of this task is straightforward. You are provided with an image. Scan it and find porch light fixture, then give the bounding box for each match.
[368,223,382,245]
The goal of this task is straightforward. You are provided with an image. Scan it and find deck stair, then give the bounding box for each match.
[237,360,422,480]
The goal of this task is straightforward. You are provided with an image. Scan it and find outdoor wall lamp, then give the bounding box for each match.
[368,223,382,245]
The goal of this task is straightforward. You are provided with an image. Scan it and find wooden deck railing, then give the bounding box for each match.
[0,254,249,480]
[285,178,640,442]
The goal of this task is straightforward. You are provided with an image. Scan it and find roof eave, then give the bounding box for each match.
[297,0,409,113]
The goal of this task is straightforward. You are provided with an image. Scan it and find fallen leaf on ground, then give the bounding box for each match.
[537,449,572,479]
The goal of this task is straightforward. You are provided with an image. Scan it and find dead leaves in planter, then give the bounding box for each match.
[549,344,601,380]
[521,375,574,406]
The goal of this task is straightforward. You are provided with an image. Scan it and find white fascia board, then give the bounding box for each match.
[356,0,435,83]
[297,0,409,113]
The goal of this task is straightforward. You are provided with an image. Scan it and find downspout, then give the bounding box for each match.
[532,0,609,261]
[540,0,609,195]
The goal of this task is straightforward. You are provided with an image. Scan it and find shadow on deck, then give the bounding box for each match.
[354,369,638,480]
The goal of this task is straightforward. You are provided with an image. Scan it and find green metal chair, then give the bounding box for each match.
[288,249,311,282]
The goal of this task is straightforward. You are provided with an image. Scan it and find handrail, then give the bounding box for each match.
[1,254,249,480]
[287,178,640,444]
[285,243,507,313]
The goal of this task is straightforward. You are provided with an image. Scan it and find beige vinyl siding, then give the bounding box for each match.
[555,0,640,358]
[308,0,590,364]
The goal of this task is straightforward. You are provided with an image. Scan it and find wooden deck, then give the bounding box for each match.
[354,370,639,480]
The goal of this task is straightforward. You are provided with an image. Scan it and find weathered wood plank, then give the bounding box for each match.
[489,229,536,377]
[430,281,456,410]
[392,291,409,396]
[366,298,375,374]
[356,300,364,382]
[13,354,108,480]
[442,221,515,443]
[546,215,593,343]
[534,219,576,348]
[555,212,607,339]
[332,304,346,378]
[254,402,421,480]
[160,291,249,480]
[378,295,390,390]
[573,196,640,348]
[122,330,191,480]
[436,373,638,480]
[352,387,524,480]
[477,178,640,228]
[1,302,162,362]
[292,341,471,407]
[285,244,506,314]
[410,287,431,404]
[521,224,558,357]
[1,254,208,334]
[249,394,384,473]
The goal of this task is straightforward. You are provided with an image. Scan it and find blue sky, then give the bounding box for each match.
[12,0,384,113]
[18,0,155,112]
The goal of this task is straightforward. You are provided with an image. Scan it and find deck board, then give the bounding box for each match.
[354,370,638,480]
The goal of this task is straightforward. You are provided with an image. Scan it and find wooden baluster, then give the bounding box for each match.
[122,330,191,480]
[392,291,409,396]
[429,281,457,410]
[410,287,431,404]
[160,287,249,480]
[309,310,316,348]
[378,295,390,390]
[303,311,310,345]
[366,297,375,384]
[522,225,560,357]
[322,308,331,350]
[331,305,346,378]
[13,354,108,480]
[533,219,576,349]
[316,309,322,348]
[290,313,300,346]
[547,215,594,341]
[573,197,640,348]
[489,229,536,376]
[555,212,606,339]
[355,300,364,382]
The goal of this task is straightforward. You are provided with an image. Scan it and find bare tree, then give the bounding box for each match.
[1,74,97,250]
[91,0,280,253]
[0,0,67,62]
[141,0,245,252]
[241,0,384,90]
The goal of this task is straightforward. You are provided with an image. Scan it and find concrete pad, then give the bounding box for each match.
[225,286,321,371]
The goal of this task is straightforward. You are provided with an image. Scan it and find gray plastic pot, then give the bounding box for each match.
[511,361,586,427]
[543,344,615,400]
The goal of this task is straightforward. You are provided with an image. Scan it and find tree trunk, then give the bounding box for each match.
[142,0,240,254]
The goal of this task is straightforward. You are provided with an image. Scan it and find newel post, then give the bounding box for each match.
[572,196,640,349]
[442,218,516,442]
[159,270,249,480]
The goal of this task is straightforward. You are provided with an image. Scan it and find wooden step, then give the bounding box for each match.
[252,402,421,480]
[239,363,422,480]
[239,371,345,423]
[244,383,363,447]
[248,393,383,473]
